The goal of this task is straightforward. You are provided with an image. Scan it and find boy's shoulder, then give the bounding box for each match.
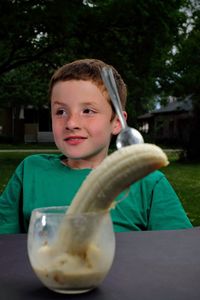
[145,170,165,181]
[22,153,62,168]
[128,170,167,198]
[24,153,61,161]
[138,170,166,187]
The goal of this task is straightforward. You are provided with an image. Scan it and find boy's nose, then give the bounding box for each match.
[65,113,81,130]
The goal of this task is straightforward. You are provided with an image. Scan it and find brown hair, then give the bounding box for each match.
[49,58,127,110]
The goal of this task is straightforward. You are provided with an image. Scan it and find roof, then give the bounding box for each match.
[138,96,193,120]
[153,97,193,114]
[137,112,153,119]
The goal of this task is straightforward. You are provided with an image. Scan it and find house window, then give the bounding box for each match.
[24,108,38,123]
[38,107,51,131]
[139,122,149,134]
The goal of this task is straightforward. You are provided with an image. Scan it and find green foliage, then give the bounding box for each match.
[71,0,189,123]
[161,8,200,99]
[158,5,200,159]
[0,152,28,193]
[162,160,200,226]
[1,0,199,158]
[0,0,190,121]
[0,0,83,74]
[0,63,50,107]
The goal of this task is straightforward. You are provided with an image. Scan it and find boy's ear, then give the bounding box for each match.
[112,111,127,135]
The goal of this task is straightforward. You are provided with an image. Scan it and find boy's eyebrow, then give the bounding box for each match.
[52,100,66,106]
[81,101,97,106]
[52,100,98,107]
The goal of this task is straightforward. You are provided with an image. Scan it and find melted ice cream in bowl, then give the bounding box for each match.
[27,206,115,294]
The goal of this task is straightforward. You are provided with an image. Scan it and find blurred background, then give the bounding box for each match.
[0,0,199,160]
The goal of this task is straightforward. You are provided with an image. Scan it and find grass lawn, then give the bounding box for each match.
[0,152,26,193]
[162,160,200,227]
[0,151,59,194]
[0,149,200,227]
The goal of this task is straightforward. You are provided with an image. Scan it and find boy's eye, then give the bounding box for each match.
[82,108,95,114]
[56,109,67,116]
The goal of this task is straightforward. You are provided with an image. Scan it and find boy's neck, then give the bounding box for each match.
[61,156,107,170]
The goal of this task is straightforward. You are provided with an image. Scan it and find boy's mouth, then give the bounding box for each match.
[64,135,87,140]
[64,136,87,144]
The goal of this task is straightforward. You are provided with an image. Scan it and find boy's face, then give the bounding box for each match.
[51,80,121,168]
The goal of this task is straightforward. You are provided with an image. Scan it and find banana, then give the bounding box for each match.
[67,143,169,215]
[53,143,168,255]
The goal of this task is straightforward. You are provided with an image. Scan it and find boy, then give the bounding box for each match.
[0,59,192,233]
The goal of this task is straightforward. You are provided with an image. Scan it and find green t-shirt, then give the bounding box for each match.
[0,154,192,234]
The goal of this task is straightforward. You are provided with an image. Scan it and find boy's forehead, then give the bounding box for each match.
[51,80,111,106]
[51,79,109,98]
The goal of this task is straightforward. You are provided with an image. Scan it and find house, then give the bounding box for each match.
[0,105,54,143]
[137,96,193,145]
[0,96,194,145]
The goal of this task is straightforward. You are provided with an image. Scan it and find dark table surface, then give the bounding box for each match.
[1,228,200,300]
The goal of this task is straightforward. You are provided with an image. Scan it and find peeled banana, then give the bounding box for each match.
[67,143,169,215]
[55,143,168,254]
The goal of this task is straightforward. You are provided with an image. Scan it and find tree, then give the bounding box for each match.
[0,0,85,107]
[69,0,189,124]
[158,4,200,159]
[0,0,83,75]
[0,0,190,127]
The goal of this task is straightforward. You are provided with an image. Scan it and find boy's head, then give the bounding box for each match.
[49,59,127,111]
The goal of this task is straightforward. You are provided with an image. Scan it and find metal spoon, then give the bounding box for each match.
[101,67,144,149]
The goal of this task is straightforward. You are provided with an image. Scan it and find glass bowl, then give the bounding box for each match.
[27,206,115,294]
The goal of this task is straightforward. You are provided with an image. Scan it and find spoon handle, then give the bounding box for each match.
[101,67,127,129]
